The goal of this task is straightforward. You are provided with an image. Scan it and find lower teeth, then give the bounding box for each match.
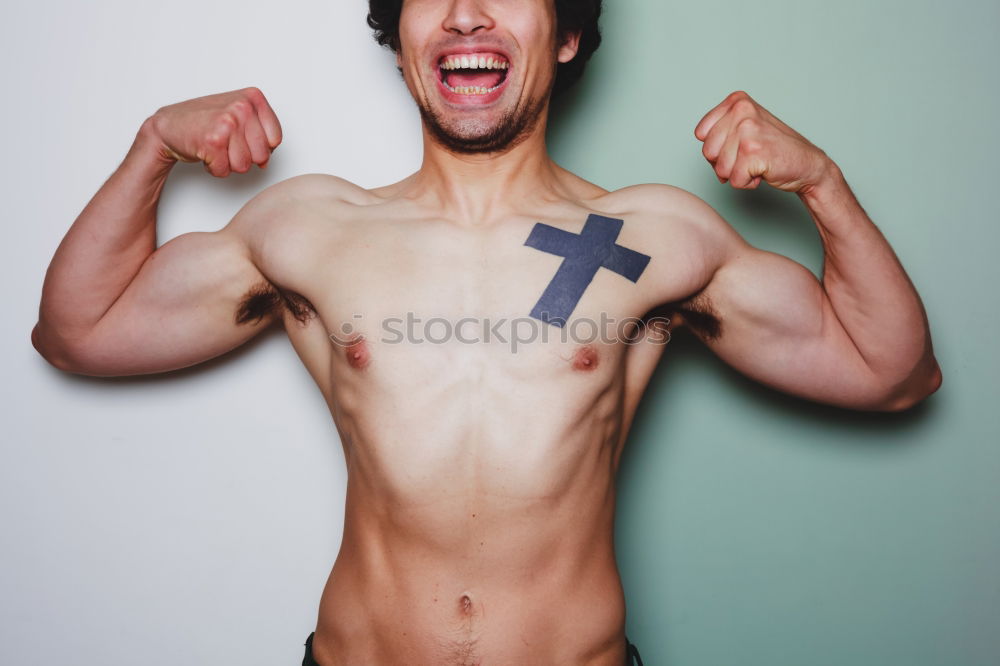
[444,82,502,95]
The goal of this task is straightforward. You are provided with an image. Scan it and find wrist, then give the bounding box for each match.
[797,157,846,208]
[132,115,179,173]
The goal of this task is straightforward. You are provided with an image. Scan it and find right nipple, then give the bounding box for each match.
[345,338,370,370]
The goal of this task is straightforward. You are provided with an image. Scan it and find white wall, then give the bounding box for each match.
[1,2,419,663]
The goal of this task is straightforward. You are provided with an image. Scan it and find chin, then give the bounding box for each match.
[417,85,549,155]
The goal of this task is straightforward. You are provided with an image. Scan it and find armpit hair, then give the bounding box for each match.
[651,291,722,341]
[235,280,317,326]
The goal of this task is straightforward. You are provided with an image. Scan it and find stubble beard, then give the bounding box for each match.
[416,87,549,155]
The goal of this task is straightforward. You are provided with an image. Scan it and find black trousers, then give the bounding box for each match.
[302,631,644,665]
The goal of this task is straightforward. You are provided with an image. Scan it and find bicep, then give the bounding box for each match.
[673,215,888,410]
[66,229,278,376]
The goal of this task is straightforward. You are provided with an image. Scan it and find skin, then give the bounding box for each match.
[31,0,942,664]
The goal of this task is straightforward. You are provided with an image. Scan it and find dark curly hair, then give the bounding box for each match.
[366,0,603,97]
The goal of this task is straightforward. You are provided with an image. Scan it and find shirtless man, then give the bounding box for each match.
[31,0,942,664]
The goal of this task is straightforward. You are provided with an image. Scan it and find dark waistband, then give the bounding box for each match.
[303,631,643,666]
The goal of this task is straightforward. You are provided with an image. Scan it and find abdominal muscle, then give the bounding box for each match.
[309,342,632,666]
[312,490,627,665]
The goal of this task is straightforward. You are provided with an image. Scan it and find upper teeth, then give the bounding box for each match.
[441,54,509,70]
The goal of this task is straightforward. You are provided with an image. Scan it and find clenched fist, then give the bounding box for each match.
[143,87,282,178]
[694,90,832,194]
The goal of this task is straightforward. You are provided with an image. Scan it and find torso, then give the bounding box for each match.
[238,171,713,665]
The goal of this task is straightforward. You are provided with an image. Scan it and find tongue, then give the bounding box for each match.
[446,70,503,89]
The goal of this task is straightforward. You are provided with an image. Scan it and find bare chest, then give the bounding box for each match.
[253,207,679,397]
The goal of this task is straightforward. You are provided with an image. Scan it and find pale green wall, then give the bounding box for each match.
[548,1,999,664]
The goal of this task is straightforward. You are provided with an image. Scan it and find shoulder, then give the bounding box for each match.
[222,174,373,324]
[596,183,731,230]
[590,182,749,260]
[221,173,376,237]
[243,172,374,212]
[590,183,755,336]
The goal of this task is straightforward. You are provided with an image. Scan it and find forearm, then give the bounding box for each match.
[799,161,941,399]
[33,117,175,353]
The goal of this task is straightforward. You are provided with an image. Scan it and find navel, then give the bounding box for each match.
[571,344,600,372]
[344,337,370,370]
[458,592,475,616]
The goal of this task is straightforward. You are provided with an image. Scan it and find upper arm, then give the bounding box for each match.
[39,173,360,377]
[57,221,279,378]
[659,189,890,410]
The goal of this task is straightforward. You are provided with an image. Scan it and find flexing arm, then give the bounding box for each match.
[666,91,941,411]
[670,182,940,411]
[32,87,284,376]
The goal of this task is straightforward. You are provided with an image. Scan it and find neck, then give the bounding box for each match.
[404,110,565,225]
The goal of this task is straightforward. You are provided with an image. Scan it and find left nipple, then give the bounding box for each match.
[572,344,599,371]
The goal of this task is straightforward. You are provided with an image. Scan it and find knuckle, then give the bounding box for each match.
[218,112,239,129]
[733,98,756,116]
[243,86,264,102]
[205,131,228,148]
[736,116,760,133]
[205,115,237,146]
[228,99,252,118]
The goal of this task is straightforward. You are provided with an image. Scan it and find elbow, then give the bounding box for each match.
[31,322,86,374]
[876,358,943,412]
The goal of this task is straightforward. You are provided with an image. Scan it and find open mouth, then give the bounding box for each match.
[437,52,510,96]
